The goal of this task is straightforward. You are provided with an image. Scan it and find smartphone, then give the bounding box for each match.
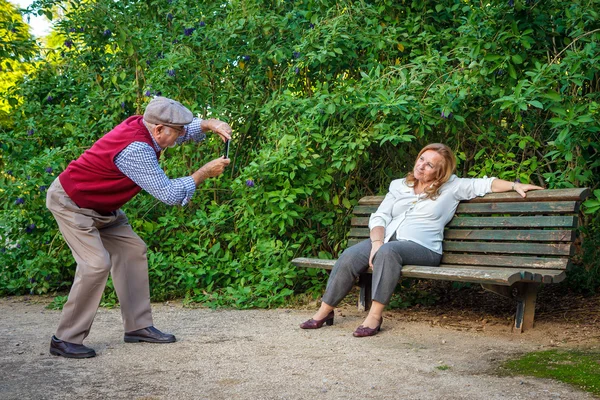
[224,140,230,159]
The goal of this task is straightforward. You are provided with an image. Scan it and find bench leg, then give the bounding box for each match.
[358,273,372,312]
[514,283,539,333]
[481,282,540,333]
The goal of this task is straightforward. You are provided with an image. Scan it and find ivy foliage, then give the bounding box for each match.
[1,0,600,306]
[0,0,38,126]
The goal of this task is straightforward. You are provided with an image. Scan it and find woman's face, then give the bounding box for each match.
[413,150,443,184]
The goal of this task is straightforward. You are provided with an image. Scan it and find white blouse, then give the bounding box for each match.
[368,175,496,254]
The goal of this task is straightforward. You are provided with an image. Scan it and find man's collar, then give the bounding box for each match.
[142,120,164,151]
[149,134,163,152]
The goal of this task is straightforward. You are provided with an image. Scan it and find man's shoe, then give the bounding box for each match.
[49,336,96,358]
[124,326,176,343]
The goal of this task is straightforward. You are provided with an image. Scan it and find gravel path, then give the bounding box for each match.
[0,297,596,400]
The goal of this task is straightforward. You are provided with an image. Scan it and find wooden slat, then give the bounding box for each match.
[455,201,578,215]
[356,216,577,229]
[351,217,370,227]
[350,228,576,242]
[441,254,569,270]
[401,265,522,285]
[443,241,573,256]
[453,265,538,282]
[460,267,566,284]
[444,229,575,242]
[448,216,577,228]
[348,227,370,238]
[347,238,365,248]
[291,257,335,270]
[463,188,590,203]
[352,205,379,215]
[358,196,385,205]
[292,258,567,284]
[358,188,589,205]
[527,269,566,283]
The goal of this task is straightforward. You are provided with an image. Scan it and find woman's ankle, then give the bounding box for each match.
[313,304,334,319]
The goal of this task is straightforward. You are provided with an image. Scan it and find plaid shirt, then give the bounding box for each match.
[114,118,206,206]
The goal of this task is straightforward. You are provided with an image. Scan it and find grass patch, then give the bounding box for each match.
[501,349,600,396]
[436,365,451,371]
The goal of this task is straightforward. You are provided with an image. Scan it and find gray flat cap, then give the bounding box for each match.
[143,96,193,127]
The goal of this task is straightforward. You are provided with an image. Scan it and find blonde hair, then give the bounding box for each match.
[405,143,456,200]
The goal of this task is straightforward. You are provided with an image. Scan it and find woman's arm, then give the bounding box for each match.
[491,179,544,198]
[368,226,385,268]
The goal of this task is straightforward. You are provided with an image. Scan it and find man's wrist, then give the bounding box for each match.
[192,167,209,186]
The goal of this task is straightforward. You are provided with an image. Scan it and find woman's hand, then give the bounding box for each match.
[369,241,383,268]
[514,182,544,197]
[492,179,544,198]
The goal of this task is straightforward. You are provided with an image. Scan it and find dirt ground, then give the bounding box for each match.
[1,287,599,400]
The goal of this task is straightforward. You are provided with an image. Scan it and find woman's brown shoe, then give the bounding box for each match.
[299,310,334,329]
[352,317,383,337]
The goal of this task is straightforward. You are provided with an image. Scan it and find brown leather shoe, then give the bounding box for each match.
[352,317,383,337]
[49,336,96,358]
[299,310,334,329]
[124,326,176,343]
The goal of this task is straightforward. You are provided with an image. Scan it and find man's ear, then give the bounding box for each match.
[153,124,164,138]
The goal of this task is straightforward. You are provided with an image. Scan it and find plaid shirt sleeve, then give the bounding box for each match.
[114,142,197,206]
[177,117,206,145]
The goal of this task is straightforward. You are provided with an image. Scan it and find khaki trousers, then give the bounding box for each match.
[46,178,153,344]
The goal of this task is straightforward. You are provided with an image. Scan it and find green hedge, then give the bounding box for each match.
[1,0,599,307]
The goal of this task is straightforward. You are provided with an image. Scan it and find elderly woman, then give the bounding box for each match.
[300,143,543,337]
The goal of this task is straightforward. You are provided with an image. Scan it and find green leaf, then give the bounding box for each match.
[512,54,523,65]
[576,115,594,123]
[508,64,517,79]
[528,100,543,109]
[543,91,562,102]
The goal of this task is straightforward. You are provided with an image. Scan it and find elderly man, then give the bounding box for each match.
[46,97,231,358]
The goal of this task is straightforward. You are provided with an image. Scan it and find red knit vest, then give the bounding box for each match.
[59,116,161,214]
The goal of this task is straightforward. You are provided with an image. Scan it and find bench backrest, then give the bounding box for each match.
[348,188,589,274]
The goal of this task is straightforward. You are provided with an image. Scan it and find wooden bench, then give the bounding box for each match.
[293,188,589,333]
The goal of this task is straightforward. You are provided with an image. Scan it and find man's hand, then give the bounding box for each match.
[201,118,232,142]
[192,157,231,185]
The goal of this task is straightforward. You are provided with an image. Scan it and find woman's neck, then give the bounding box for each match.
[414,180,432,194]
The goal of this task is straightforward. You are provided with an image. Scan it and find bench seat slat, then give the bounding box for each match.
[348,228,576,242]
[402,266,566,284]
[400,265,522,285]
[291,257,335,270]
[441,254,569,270]
[448,216,576,228]
[291,258,566,285]
[451,266,567,283]
[443,241,573,256]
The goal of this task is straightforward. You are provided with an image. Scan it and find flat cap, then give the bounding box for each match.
[143,96,193,127]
